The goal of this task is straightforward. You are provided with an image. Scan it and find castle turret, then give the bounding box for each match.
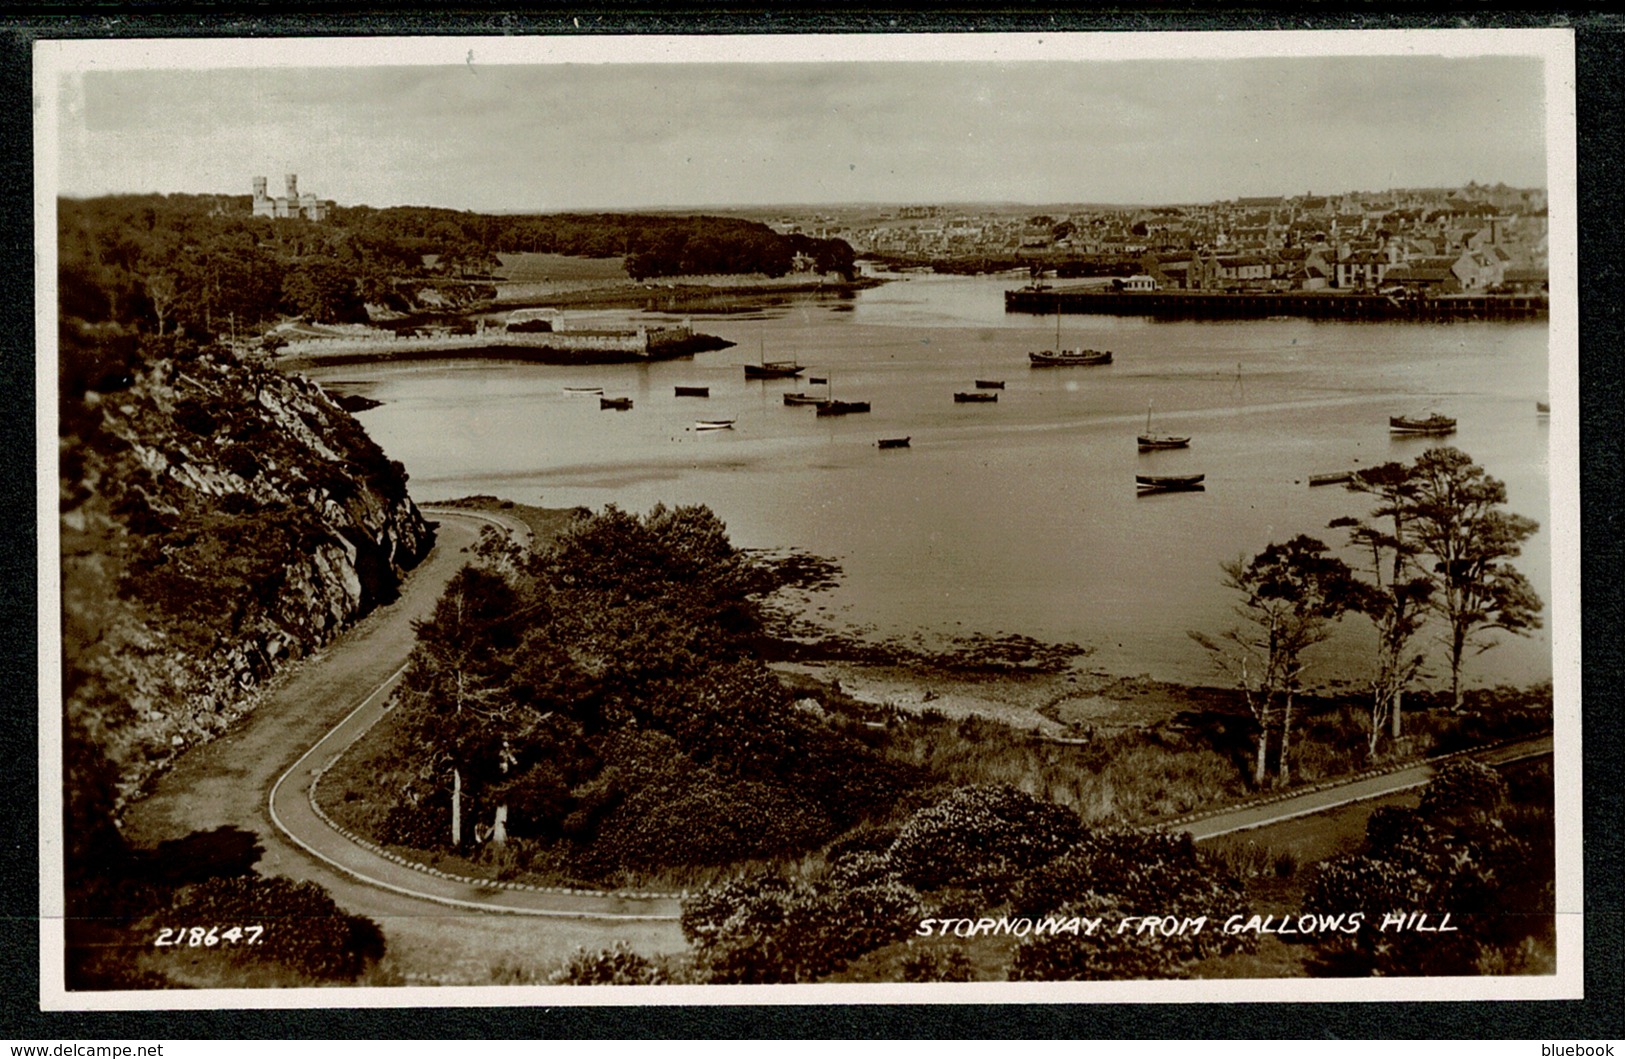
[285,173,299,199]
[252,175,267,201]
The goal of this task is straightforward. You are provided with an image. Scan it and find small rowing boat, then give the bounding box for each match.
[695,419,735,431]
[877,437,911,450]
[1309,471,1357,487]
[974,379,1005,390]
[783,392,825,406]
[816,400,871,417]
[954,391,998,403]
[599,396,633,410]
[563,386,603,396]
[675,386,710,398]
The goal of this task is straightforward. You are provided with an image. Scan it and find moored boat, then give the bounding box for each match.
[816,400,872,416]
[695,419,735,431]
[599,396,633,410]
[974,379,1005,390]
[675,385,710,398]
[1389,413,1456,435]
[808,376,828,386]
[1029,349,1113,367]
[1536,400,1550,416]
[1136,473,1205,493]
[877,437,911,449]
[745,361,805,379]
[1309,471,1357,486]
[783,392,825,406]
[1137,402,1189,449]
[563,386,604,395]
[1030,309,1112,366]
[954,391,998,403]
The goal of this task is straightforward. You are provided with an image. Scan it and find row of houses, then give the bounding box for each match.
[1134,242,1547,294]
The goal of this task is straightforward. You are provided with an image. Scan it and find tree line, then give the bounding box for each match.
[58,194,857,364]
[1192,446,1543,787]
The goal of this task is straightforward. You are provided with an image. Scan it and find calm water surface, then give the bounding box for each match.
[312,274,1555,690]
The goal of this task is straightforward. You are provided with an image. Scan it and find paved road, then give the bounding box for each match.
[120,507,683,982]
[1182,734,1554,842]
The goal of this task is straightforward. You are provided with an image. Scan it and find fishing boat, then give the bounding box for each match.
[599,396,633,410]
[694,419,736,431]
[1136,473,1205,493]
[877,437,911,450]
[1137,403,1190,450]
[974,379,1005,390]
[674,386,710,398]
[816,400,871,417]
[1309,471,1357,487]
[954,391,998,403]
[1029,308,1112,366]
[1389,413,1456,435]
[563,386,604,396]
[783,392,826,406]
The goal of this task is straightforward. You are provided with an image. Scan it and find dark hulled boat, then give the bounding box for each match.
[1136,473,1205,493]
[1388,413,1456,435]
[954,391,998,403]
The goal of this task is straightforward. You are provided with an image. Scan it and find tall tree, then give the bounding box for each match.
[1191,536,1358,786]
[1405,448,1543,711]
[1331,462,1435,754]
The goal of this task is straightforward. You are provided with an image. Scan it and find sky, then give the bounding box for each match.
[41,32,1562,212]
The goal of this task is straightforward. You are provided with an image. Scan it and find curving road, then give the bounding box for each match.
[120,507,684,982]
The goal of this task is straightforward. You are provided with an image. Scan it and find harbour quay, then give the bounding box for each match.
[1004,286,1549,322]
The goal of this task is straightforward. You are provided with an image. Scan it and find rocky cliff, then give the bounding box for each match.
[60,349,433,806]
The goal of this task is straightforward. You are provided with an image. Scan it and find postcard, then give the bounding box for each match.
[34,27,1581,1010]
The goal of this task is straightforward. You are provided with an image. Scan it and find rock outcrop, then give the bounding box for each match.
[60,349,434,805]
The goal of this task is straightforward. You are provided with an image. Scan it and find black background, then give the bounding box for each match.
[2,6,1619,1040]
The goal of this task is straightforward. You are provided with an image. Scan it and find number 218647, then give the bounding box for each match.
[152,925,264,948]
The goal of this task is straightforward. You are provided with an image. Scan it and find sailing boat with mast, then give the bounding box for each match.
[744,329,804,379]
[815,372,871,416]
[1028,305,1112,366]
[1137,401,1190,450]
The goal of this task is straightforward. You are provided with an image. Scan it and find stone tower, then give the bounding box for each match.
[285,173,299,199]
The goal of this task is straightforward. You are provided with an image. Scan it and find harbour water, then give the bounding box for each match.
[313,273,1556,691]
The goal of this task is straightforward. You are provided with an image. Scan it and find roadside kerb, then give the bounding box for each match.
[1150,731,1553,840]
[267,507,682,919]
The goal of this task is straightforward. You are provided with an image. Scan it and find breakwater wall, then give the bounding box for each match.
[1004,288,1549,322]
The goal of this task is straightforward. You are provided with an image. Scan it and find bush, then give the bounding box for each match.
[888,784,1084,891]
[1419,760,1509,823]
[165,875,385,982]
[549,942,669,985]
[682,870,922,984]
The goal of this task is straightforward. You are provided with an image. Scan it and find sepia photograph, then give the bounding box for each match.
[35,27,1582,1009]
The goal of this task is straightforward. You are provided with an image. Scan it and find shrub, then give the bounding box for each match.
[888,784,1084,891]
[165,875,385,982]
[549,942,669,985]
[1419,760,1509,824]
